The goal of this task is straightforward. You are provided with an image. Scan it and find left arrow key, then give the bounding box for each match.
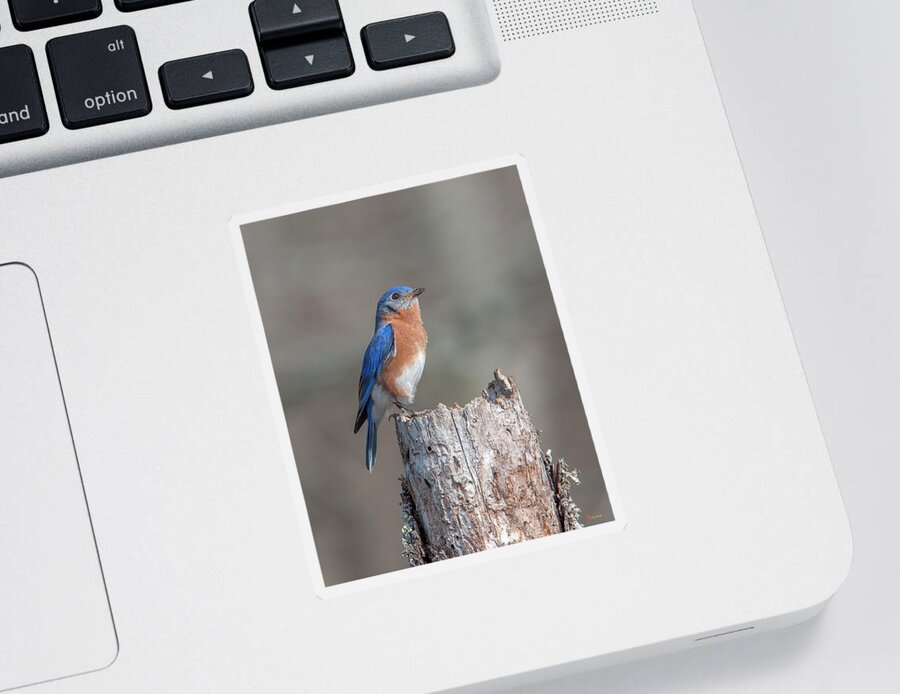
[159,50,254,109]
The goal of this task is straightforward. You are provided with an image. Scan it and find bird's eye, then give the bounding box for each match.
[391,292,400,301]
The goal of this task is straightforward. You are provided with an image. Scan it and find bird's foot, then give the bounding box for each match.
[393,401,415,415]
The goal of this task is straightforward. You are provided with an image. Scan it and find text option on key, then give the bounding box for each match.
[47,26,152,129]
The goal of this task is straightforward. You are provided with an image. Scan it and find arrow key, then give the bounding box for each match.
[362,12,455,71]
[159,50,254,109]
[250,0,344,43]
[261,34,354,89]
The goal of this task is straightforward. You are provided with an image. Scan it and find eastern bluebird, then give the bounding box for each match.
[354,286,427,472]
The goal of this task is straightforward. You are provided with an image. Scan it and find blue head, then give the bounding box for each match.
[375,286,425,326]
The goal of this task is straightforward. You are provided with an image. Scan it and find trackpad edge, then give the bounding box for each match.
[0,263,117,692]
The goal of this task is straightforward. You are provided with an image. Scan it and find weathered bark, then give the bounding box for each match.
[396,370,582,566]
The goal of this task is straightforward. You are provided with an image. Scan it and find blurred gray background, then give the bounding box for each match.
[242,165,613,586]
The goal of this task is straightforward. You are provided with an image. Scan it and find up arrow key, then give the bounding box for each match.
[292,3,301,13]
[404,34,415,43]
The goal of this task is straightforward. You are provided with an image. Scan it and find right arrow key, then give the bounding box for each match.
[361,12,455,71]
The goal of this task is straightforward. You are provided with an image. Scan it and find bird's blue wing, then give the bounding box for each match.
[354,323,394,433]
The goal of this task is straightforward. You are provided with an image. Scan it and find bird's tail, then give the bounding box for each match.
[365,401,378,472]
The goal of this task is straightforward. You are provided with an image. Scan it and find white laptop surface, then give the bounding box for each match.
[0,1,850,692]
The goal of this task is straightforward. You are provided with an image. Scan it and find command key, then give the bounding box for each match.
[0,45,49,145]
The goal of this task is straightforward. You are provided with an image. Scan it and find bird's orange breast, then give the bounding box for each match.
[380,304,427,399]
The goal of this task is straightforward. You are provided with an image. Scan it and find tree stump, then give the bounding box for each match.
[395,370,582,566]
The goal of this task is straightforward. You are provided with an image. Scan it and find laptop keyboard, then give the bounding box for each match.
[0,0,499,176]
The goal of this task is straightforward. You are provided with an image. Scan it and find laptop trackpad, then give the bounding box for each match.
[0,264,117,691]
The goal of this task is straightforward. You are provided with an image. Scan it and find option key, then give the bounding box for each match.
[47,26,152,130]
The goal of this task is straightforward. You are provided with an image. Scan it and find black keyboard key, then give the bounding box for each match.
[250,0,343,43]
[115,0,191,10]
[159,50,254,109]
[9,0,102,32]
[47,26,151,129]
[0,45,49,145]
[261,34,353,90]
[361,12,455,71]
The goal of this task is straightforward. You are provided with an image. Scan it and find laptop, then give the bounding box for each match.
[0,1,851,692]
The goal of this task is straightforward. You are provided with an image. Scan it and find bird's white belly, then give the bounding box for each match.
[370,384,394,426]
[395,350,426,406]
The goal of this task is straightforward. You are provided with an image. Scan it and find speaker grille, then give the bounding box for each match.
[493,0,659,42]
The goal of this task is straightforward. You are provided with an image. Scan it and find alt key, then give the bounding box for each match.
[47,25,152,130]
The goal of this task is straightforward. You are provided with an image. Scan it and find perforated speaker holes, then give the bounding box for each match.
[493,0,659,42]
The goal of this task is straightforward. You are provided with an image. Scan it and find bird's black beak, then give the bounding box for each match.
[411,287,425,298]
